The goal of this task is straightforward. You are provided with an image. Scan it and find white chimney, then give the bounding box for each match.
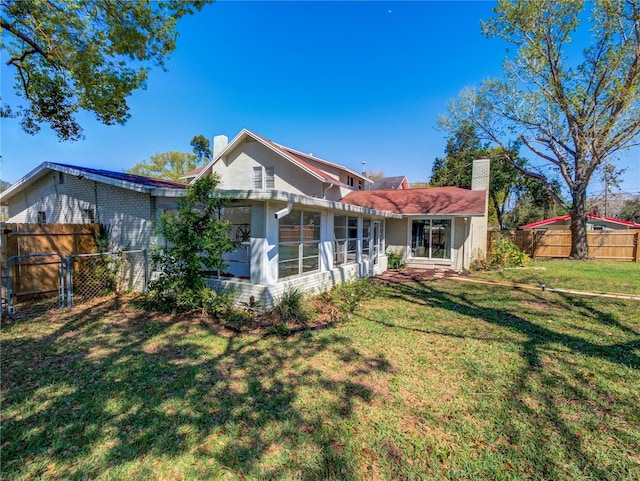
[213,135,228,158]
[471,158,490,191]
[469,158,491,267]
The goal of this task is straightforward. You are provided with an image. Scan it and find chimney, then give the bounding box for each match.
[213,135,228,158]
[469,158,490,268]
[471,158,490,191]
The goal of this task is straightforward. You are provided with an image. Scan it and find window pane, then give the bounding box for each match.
[302,256,318,273]
[302,242,319,257]
[278,260,299,278]
[430,219,451,259]
[252,166,263,189]
[279,244,299,261]
[265,167,275,189]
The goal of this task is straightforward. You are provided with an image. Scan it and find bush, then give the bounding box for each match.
[387,251,406,269]
[315,278,381,322]
[271,288,308,324]
[485,233,531,269]
[145,175,235,316]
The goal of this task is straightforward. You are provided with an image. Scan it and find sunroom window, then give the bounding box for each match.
[334,215,358,265]
[278,209,321,279]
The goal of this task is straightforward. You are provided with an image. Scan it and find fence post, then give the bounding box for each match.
[66,254,73,308]
[635,232,640,263]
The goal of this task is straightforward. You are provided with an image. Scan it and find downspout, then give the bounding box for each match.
[323,183,335,199]
[274,203,293,219]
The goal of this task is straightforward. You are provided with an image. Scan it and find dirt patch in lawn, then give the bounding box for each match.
[373,268,461,285]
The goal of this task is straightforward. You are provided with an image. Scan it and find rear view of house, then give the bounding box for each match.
[1,128,490,310]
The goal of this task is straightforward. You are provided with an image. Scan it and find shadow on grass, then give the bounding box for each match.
[370,279,639,480]
[1,296,390,480]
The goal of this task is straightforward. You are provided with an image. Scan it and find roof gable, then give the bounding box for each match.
[193,129,371,187]
[340,187,486,216]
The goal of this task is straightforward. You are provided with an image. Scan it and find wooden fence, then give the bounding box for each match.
[491,230,640,262]
[1,223,100,297]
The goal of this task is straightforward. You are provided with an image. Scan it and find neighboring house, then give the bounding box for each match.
[2,129,490,309]
[371,176,410,190]
[520,214,640,231]
[0,162,187,251]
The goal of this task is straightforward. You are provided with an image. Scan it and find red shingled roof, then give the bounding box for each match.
[521,214,640,229]
[340,187,486,215]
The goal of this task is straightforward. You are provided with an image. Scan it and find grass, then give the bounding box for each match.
[2,265,639,480]
[470,259,640,295]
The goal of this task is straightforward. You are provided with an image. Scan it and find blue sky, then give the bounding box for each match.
[1,0,638,196]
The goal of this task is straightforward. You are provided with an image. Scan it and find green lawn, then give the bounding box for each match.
[469,259,640,295]
[2,271,639,480]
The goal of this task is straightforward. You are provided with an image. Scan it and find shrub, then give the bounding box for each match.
[145,175,236,315]
[387,250,406,269]
[487,233,531,269]
[315,278,381,322]
[271,288,308,324]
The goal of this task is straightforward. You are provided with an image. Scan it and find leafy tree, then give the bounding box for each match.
[148,174,235,313]
[619,198,640,223]
[1,0,207,141]
[190,134,212,161]
[431,124,552,230]
[126,151,199,182]
[126,134,211,181]
[439,0,640,259]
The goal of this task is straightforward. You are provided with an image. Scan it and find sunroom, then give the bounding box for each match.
[206,190,400,310]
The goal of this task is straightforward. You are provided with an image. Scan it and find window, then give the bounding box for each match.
[334,215,358,265]
[265,167,275,188]
[252,167,262,190]
[278,209,321,278]
[362,219,371,260]
[253,166,275,189]
[58,172,65,184]
[411,219,451,260]
[84,209,95,223]
[37,211,47,224]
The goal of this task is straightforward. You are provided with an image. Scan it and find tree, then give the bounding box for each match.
[431,123,548,230]
[148,174,235,313]
[439,0,640,259]
[190,134,212,161]
[126,134,210,181]
[126,151,200,182]
[1,0,207,141]
[619,197,640,223]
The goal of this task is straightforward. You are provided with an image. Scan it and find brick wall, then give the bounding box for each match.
[7,172,155,251]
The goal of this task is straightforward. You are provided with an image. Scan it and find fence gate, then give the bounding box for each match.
[2,253,65,318]
[67,250,147,307]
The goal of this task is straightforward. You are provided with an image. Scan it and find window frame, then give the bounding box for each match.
[410,218,452,260]
[278,209,321,279]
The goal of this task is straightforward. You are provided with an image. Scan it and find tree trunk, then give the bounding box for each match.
[569,190,589,259]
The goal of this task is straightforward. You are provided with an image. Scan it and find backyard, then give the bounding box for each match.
[1,260,639,480]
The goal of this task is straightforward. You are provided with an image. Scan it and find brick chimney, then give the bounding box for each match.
[469,158,490,264]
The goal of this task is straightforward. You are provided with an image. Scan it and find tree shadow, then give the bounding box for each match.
[1,298,391,480]
[368,279,639,479]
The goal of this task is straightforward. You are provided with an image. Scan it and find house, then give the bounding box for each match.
[0,162,187,251]
[520,214,640,231]
[191,129,489,308]
[2,129,490,310]
[371,176,410,190]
